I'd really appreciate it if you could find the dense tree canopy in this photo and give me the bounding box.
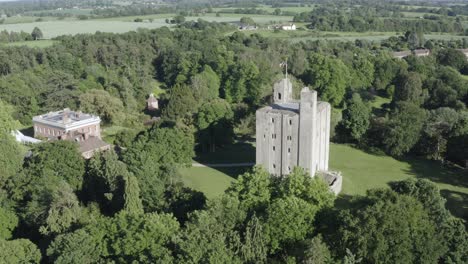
[334,189,444,263]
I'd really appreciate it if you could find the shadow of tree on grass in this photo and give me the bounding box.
[405,158,468,188]
[440,189,468,221]
[403,158,468,220]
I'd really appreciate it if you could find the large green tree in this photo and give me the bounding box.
[0,135,23,188]
[417,108,461,160]
[383,102,427,156]
[0,239,41,263]
[303,53,349,106]
[163,84,197,122]
[85,151,128,214]
[436,49,467,71]
[25,141,85,191]
[31,27,43,40]
[123,175,144,215]
[79,89,125,125]
[123,125,194,211]
[196,99,234,152]
[393,72,425,105]
[191,66,220,102]
[0,99,20,135]
[339,94,371,141]
[175,196,245,264]
[390,178,468,263]
[0,207,18,240]
[226,165,271,212]
[48,211,179,263]
[24,180,82,235]
[264,196,318,253]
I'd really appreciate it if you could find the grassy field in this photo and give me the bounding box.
[0,13,293,38]
[0,20,168,38]
[213,5,314,14]
[2,40,57,48]
[241,29,468,43]
[179,143,468,220]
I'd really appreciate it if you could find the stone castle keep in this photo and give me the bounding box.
[256,78,331,178]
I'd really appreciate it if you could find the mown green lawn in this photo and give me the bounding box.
[179,143,468,219]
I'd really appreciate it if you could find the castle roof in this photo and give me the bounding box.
[272,102,300,113]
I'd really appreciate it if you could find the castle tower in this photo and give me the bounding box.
[256,79,330,178]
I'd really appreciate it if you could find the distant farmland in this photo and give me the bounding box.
[0,14,293,39]
[0,12,465,42]
[0,20,168,39]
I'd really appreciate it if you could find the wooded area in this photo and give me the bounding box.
[0,0,467,263]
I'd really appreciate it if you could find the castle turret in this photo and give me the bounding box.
[147,93,159,111]
[273,78,293,104]
[298,87,318,177]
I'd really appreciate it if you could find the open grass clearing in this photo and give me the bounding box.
[180,143,468,220]
[194,141,256,164]
[178,166,247,199]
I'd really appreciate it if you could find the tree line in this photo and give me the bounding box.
[293,6,466,34]
[0,27,43,43]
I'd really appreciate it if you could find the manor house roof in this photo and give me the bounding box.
[33,108,101,129]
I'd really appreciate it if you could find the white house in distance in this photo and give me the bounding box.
[392,49,430,59]
[280,24,296,30]
[270,24,297,31]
